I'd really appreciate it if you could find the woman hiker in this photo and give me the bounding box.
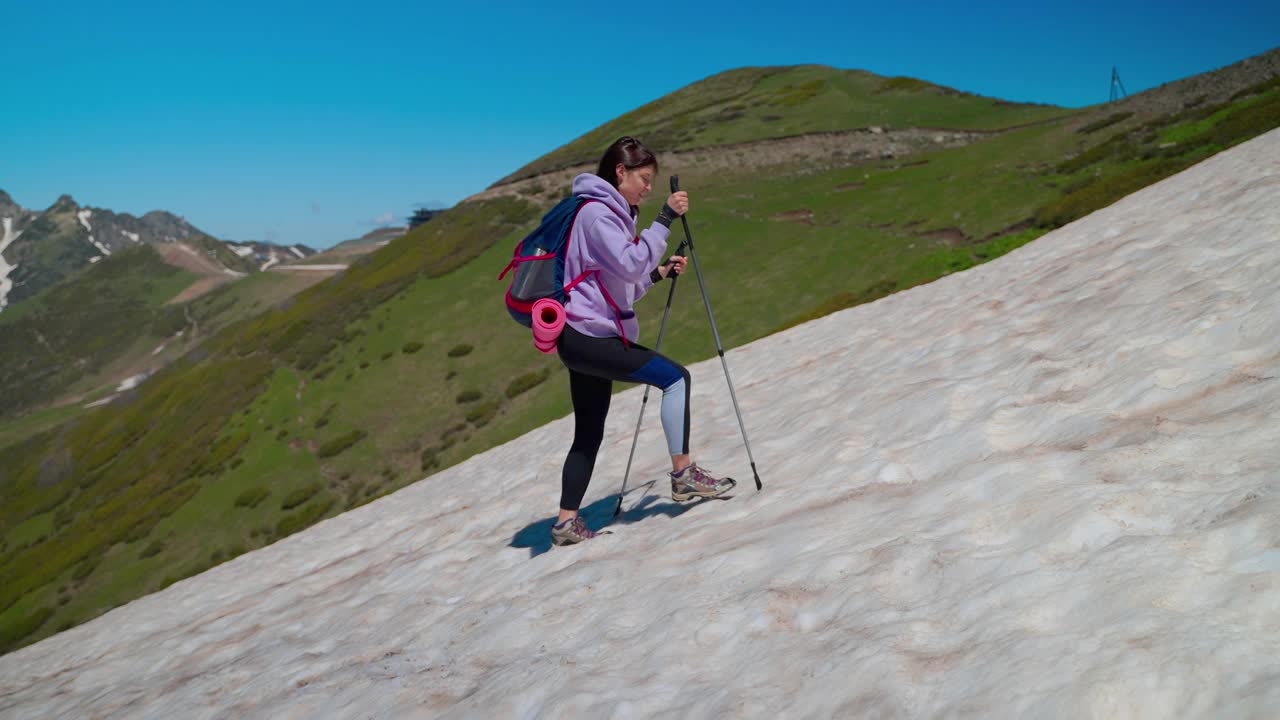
[551,136,735,547]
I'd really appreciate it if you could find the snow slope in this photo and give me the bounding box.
[1,130,1277,719]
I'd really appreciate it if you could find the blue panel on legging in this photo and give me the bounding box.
[628,356,684,389]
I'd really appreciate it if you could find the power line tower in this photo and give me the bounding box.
[1109,66,1128,103]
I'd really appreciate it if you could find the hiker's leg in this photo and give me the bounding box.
[559,326,692,471]
[653,361,692,471]
[560,369,612,520]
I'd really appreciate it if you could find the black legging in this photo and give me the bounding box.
[556,325,691,511]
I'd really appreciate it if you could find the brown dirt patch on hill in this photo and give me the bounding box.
[921,227,971,246]
[157,242,239,304]
[771,209,815,224]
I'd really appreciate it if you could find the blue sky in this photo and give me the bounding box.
[2,1,1275,249]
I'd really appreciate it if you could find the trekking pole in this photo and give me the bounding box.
[671,175,763,491]
[614,238,688,519]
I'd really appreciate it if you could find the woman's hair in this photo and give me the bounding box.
[596,136,658,188]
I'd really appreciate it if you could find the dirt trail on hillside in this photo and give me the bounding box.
[159,242,240,304]
[465,127,995,205]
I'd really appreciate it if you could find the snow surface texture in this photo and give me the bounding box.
[2,131,1279,719]
[0,217,22,310]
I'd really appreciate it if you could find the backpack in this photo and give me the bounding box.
[499,196,599,327]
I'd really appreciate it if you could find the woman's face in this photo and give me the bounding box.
[615,163,655,206]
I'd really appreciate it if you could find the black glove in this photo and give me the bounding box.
[655,202,678,228]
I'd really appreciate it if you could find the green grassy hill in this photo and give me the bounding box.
[1,52,1276,654]
[0,246,196,418]
[0,243,321,424]
[497,65,1075,183]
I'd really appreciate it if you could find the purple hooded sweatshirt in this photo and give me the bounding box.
[563,173,671,342]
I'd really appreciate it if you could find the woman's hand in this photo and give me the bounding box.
[666,191,689,216]
[659,255,688,279]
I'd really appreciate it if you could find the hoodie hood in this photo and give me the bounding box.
[572,174,637,230]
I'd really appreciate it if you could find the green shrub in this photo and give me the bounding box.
[421,447,440,471]
[276,429,289,441]
[1056,135,1132,173]
[0,606,53,654]
[381,351,393,361]
[139,540,164,559]
[446,370,457,380]
[1036,157,1194,228]
[317,430,367,458]
[447,343,473,357]
[466,400,501,427]
[359,361,370,369]
[275,497,336,537]
[314,417,329,429]
[1078,111,1134,134]
[879,76,929,93]
[456,389,483,404]
[234,486,271,509]
[191,430,251,477]
[505,368,552,399]
[281,482,322,510]
[71,557,99,581]
[402,342,424,354]
[123,522,150,543]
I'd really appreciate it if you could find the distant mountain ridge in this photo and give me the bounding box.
[0,190,316,311]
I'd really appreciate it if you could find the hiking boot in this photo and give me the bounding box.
[670,463,736,502]
[551,516,598,546]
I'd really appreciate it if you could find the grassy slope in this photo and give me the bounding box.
[1,67,1276,654]
[0,246,196,418]
[499,65,1074,183]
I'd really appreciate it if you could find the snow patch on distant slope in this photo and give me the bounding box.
[289,246,305,259]
[0,217,23,311]
[78,209,112,256]
[231,245,255,257]
[272,264,348,272]
[260,251,280,271]
[123,231,140,243]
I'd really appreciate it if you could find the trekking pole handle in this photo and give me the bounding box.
[670,175,679,192]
